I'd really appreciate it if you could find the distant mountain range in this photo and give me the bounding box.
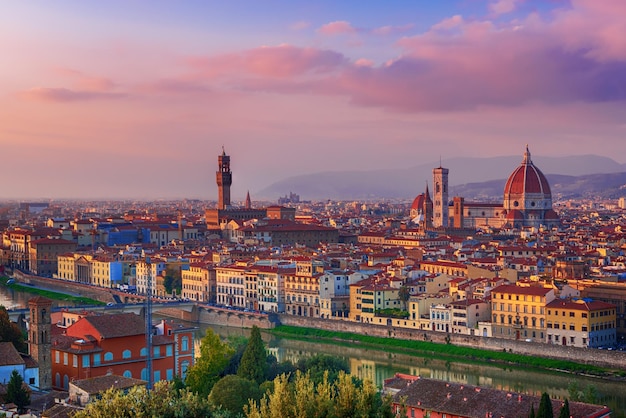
[257,154,626,200]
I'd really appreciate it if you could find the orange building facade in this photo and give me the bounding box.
[51,312,194,390]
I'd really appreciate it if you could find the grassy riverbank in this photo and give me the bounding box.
[271,325,623,378]
[0,276,105,306]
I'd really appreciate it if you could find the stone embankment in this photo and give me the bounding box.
[277,314,626,370]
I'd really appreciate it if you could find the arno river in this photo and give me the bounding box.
[3,286,625,415]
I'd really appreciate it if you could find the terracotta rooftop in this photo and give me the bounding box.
[386,374,611,418]
[0,342,25,367]
[70,313,146,339]
[71,374,146,394]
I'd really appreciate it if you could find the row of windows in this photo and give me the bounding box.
[286,295,320,304]
[492,314,545,328]
[53,343,186,367]
[217,286,244,295]
[493,303,541,314]
[494,293,542,302]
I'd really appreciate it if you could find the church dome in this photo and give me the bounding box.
[411,194,425,212]
[503,146,552,212]
[504,146,551,196]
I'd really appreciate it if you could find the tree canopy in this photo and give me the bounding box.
[296,354,349,385]
[209,374,262,415]
[6,370,30,414]
[73,381,216,418]
[245,370,393,418]
[558,399,570,418]
[185,328,235,397]
[537,392,554,418]
[0,306,27,353]
[237,326,268,384]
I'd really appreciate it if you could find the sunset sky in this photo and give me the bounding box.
[2,0,626,200]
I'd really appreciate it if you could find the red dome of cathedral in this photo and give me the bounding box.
[411,194,425,212]
[503,146,551,197]
[503,146,552,213]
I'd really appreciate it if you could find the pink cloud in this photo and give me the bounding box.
[188,45,347,79]
[489,0,522,16]
[550,0,626,62]
[355,58,374,67]
[431,15,464,31]
[318,21,357,36]
[53,68,118,92]
[371,23,415,36]
[19,87,126,102]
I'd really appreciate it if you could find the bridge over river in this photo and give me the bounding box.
[8,300,274,329]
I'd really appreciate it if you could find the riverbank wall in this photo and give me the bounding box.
[12,270,116,303]
[276,314,626,370]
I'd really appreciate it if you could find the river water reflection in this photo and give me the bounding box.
[0,285,78,310]
[197,323,626,416]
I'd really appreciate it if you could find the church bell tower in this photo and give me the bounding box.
[433,165,449,228]
[29,296,52,390]
[216,147,232,210]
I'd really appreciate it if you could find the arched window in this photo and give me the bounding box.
[141,368,148,381]
[140,347,148,357]
[181,336,189,351]
[63,375,69,390]
[123,370,132,378]
[55,373,61,388]
[181,360,190,379]
[122,349,131,359]
[104,352,113,361]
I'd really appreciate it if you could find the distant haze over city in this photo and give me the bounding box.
[2,1,626,200]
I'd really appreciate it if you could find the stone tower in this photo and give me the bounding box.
[433,165,449,228]
[244,190,251,209]
[28,296,52,390]
[424,184,433,229]
[216,147,232,210]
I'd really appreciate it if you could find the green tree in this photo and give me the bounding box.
[537,392,554,418]
[398,285,411,310]
[209,375,262,415]
[223,335,249,376]
[185,328,235,397]
[558,399,570,418]
[567,381,598,404]
[164,266,182,295]
[237,326,268,384]
[528,404,535,418]
[583,384,598,404]
[245,371,393,418]
[267,353,296,381]
[73,381,215,418]
[567,381,581,401]
[296,354,349,385]
[0,306,27,353]
[6,370,30,414]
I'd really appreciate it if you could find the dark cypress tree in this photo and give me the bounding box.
[6,370,30,414]
[537,392,554,418]
[237,325,268,384]
[528,404,536,418]
[558,399,570,418]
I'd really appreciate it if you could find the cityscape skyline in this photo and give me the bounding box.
[2,0,626,200]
